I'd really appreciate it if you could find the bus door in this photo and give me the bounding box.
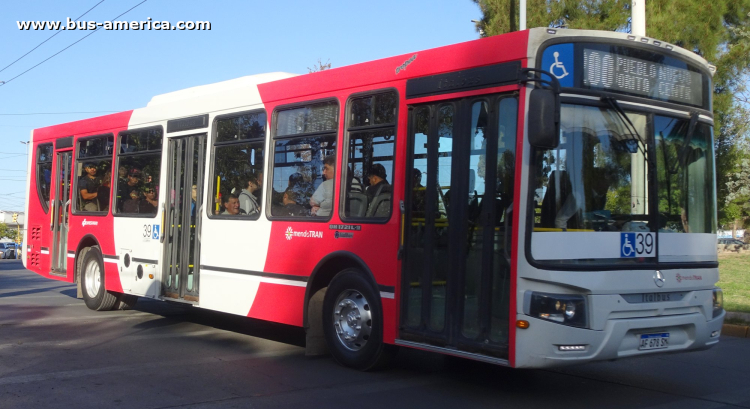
[401,93,518,360]
[51,150,73,274]
[163,134,207,302]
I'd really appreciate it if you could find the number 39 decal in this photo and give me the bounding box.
[620,232,654,258]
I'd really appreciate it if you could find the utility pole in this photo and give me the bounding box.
[632,0,646,36]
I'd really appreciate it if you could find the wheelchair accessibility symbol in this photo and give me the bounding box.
[621,233,636,257]
[549,52,569,80]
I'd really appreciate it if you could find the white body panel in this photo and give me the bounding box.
[114,73,296,315]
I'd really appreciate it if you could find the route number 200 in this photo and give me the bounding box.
[620,232,654,258]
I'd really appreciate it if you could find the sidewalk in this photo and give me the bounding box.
[723,311,750,338]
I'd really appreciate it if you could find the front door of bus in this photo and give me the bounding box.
[51,150,72,274]
[163,134,207,302]
[401,94,518,360]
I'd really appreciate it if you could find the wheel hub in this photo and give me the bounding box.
[84,258,101,297]
[333,290,372,351]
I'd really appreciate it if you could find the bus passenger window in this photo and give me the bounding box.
[211,111,266,218]
[342,91,397,220]
[74,135,114,214]
[36,143,53,213]
[271,101,338,219]
[115,128,163,216]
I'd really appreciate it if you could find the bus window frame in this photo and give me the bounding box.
[112,126,164,219]
[206,109,268,221]
[71,133,115,217]
[35,142,54,214]
[267,97,340,222]
[340,88,399,224]
[524,96,718,271]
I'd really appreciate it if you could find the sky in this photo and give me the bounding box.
[0,0,483,212]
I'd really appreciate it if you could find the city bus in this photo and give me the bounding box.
[23,27,725,370]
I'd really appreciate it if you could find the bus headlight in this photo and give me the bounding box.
[712,288,723,318]
[527,292,587,328]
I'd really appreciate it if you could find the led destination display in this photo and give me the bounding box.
[582,48,703,106]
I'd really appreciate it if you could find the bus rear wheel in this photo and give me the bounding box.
[323,269,392,371]
[80,246,118,311]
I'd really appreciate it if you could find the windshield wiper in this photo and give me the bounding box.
[601,97,651,165]
[669,111,699,175]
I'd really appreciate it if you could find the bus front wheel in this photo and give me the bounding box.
[323,269,393,371]
[80,246,118,311]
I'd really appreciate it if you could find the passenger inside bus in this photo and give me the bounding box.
[540,170,580,229]
[118,168,142,212]
[273,189,307,217]
[221,194,244,215]
[122,190,142,213]
[79,162,101,212]
[365,163,392,217]
[140,185,158,213]
[97,171,111,212]
[310,155,335,217]
[239,174,260,216]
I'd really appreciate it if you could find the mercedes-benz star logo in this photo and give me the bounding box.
[654,270,665,288]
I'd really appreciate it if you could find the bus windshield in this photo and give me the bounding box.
[530,104,716,265]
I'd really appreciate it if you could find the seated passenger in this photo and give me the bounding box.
[239,175,260,215]
[122,190,142,213]
[310,155,335,217]
[366,163,391,202]
[274,189,307,217]
[140,185,158,214]
[221,194,245,215]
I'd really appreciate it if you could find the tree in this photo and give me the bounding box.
[473,0,750,231]
[307,58,332,73]
[0,223,15,240]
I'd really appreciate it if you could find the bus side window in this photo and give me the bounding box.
[270,101,338,219]
[74,134,114,215]
[211,111,266,218]
[115,128,163,216]
[36,143,53,213]
[342,91,397,221]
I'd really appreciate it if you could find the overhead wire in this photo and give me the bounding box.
[0,1,107,75]
[0,0,149,88]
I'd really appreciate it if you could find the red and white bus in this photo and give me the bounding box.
[23,27,725,370]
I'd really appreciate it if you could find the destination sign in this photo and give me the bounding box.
[582,48,703,106]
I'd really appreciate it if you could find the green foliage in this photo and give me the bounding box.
[473,0,750,228]
[0,223,15,240]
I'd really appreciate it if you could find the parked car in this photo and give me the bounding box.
[0,242,15,259]
[718,238,748,251]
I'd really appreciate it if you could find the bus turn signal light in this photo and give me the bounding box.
[516,320,530,329]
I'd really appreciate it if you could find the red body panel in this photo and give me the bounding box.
[28,30,533,365]
[28,112,133,291]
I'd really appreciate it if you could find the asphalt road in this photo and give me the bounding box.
[1,259,749,409]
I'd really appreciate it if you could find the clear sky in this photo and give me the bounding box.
[0,0,483,212]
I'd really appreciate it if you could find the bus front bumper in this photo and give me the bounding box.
[514,310,725,369]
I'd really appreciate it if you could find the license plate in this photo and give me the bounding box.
[639,333,669,350]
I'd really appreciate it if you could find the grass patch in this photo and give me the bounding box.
[718,252,750,314]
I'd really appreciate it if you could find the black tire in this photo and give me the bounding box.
[80,246,118,311]
[323,269,394,371]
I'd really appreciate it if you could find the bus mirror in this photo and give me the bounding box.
[528,89,560,149]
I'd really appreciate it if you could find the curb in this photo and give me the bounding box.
[722,324,750,338]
